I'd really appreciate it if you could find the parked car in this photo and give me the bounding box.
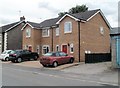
[0,50,14,61]
[39,51,74,67]
[9,50,39,63]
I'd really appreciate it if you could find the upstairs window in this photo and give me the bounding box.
[42,29,50,37]
[56,28,59,36]
[64,22,72,33]
[26,28,31,37]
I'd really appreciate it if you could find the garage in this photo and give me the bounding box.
[111,27,120,68]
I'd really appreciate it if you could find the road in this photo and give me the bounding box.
[1,62,117,86]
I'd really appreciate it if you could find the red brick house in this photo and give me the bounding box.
[22,9,111,62]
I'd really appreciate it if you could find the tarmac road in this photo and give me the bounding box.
[1,62,118,87]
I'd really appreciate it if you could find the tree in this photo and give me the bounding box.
[69,5,88,14]
[58,4,88,17]
[58,12,68,17]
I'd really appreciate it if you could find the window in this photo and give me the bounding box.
[56,28,59,36]
[59,52,67,56]
[100,27,104,35]
[64,22,72,33]
[56,45,60,51]
[26,28,31,37]
[42,29,49,37]
[42,45,50,54]
[24,45,28,49]
[36,45,40,54]
[70,43,74,53]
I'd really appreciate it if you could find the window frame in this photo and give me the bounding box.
[26,28,31,38]
[100,26,104,35]
[70,43,74,53]
[56,27,59,36]
[56,45,60,51]
[64,21,72,33]
[42,29,50,37]
[42,45,50,55]
[36,45,40,54]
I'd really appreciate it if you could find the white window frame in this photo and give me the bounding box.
[100,26,104,35]
[42,29,50,37]
[56,28,59,36]
[36,45,40,54]
[64,21,72,33]
[70,43,74,53]
[42,45,50,55]
[56,45,60,51]
[26,28,31,38]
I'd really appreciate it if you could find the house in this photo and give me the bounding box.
[22,9,111,62]
[110,27,120,68]
[21,21,41,54]
[0,16,26,52]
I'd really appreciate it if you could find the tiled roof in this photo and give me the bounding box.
[71,9,100,21]
[27,21,40,29]
[39,9,100,28]
[0,22,19,32]
[111,27,120,34]
[39,17,61,28]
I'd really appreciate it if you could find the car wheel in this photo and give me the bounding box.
[69,58,74,63]
[17,57,22,63]
[5,57,9,61]
[53,61,58,67]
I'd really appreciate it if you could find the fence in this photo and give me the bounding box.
[85,53,111,63]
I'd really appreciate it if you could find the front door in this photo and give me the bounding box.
[62,45,67,53]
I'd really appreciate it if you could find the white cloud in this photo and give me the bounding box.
[0,0,119,27]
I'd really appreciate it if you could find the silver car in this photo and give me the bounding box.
[0,50,14,61]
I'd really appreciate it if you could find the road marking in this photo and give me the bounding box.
[3,66,118,86]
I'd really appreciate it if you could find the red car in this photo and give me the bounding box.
[39,51,74,67]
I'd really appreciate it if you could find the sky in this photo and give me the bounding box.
[0,0,119,28]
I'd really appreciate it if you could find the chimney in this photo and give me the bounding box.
[20,16,25,21]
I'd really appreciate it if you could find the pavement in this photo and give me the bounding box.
[62,62,118,85]
[8,60,79,70]
[62,62,112,74]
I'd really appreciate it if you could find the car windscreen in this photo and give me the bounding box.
[10,50,21,54]
[44,52,55,56]
[2,50,12,54]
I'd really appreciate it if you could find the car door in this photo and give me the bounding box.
[59,52,68,64]
[24,50,31,59]
[55,52,62,64]
[20,51,27,60]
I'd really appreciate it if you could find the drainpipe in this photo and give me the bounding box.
[51,27,53,52]
[78,21,80,62]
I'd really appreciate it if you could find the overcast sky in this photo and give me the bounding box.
[0,0,119,27]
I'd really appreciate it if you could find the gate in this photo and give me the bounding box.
[85,53,111,63]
